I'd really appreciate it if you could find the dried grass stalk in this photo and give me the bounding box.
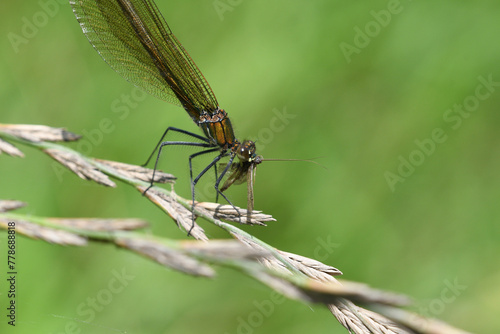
[44,148,116,187]
[180,239,269,260]
[196,202,275,225]
[328,301,414,334]
[116,236,215,277]
[0,138,24,157]
[0,200,26,213]
[0,124,80,142]
[371,305,473,334]
[47,218,149,231]
[95,158,175,184]
[279,250,343,279]
[140,186,208,241]
[0,218,87,246]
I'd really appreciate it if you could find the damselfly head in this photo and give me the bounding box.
[236,140,263,164]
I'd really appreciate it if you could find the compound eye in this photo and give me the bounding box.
[237,146,249,161]
[237,140,256,161]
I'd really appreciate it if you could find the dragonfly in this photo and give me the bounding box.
[69,0,262,228]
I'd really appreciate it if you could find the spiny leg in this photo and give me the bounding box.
[188,150,224,235]
[143,140,214,195]
[142,127,210,167]
[214,161,219,203]
[214,154,244,223]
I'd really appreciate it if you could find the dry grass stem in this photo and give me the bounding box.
[179,239,270,261]
[328,301,414,334]
[140,186,208,241]
[371,305,473,334]
[0,123,80,142]
[229,232,343,283]
[0,138,24,157]
[45,148,116,187]
[196,202,275,225]
[230,232,295,276]
[279,250,343,279]
[305,280,411,306]
[0,217,87,246]
[0,200,26,213]
[95,158,175,184]
[116,236,215,277]
[46,218,149,231]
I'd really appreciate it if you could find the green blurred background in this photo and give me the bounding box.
[1,0,499,333]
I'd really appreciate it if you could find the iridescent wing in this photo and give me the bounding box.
[70,0,219,122]
[220,161,248,191]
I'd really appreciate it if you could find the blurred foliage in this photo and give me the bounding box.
[1,0,499,333]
